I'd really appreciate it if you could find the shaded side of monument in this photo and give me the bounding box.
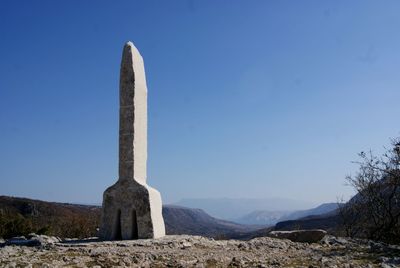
[100,42,165,240]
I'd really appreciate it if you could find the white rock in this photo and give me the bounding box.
[100,41,165,240]
[267,229,327,243]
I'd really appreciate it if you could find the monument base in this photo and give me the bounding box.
[100,179,165,240]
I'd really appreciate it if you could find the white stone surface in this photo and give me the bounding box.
[100,41,165,240]
[267,229,327,243]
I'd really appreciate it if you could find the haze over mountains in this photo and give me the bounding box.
[0,196,258,239]
[163,205,259,238]
[172,197,322,224]
[0,195,338,240]
[235,203,340,225]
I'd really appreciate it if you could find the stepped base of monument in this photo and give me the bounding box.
[100,179,165,240]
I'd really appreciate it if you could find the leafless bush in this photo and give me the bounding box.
[339,138,400,244]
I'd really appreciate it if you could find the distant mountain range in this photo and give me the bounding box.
[274,212,341,232]
[234,203,339,225]
[173,197,315,220]
[236,206,343,240]
[0,195,344,240]
[163,205,259,238]
[234,210,290,225]
[280,203,340,221]
[0,196,258,239]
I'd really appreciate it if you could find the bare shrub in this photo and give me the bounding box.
[339,138,400,244]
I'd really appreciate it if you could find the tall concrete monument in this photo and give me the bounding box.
[100,42,165,240]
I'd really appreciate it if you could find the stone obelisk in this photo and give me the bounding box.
[100,41,165,240]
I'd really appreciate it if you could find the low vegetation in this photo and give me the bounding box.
[0,197,257,239]
[338,138,400,244]
[0,196,100,238]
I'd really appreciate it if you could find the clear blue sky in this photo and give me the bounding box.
[1,1,399,206]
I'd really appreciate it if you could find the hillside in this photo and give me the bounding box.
[0,196,257,239]
[278,203,339,222]
[268,177,400,241]
[163,205,258,238]
[234,210,289,225]
[234,203,340,225]
[0,196,100,238]
[274,213,341,233]
[173,198,313,220]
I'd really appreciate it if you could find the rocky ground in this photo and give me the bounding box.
[1,235,400,268]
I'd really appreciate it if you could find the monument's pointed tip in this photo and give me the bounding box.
[123,41,142,58]
[125,41,134,47]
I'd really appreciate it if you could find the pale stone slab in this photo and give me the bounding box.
[267,229,327,243]
[100,42,165,240]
